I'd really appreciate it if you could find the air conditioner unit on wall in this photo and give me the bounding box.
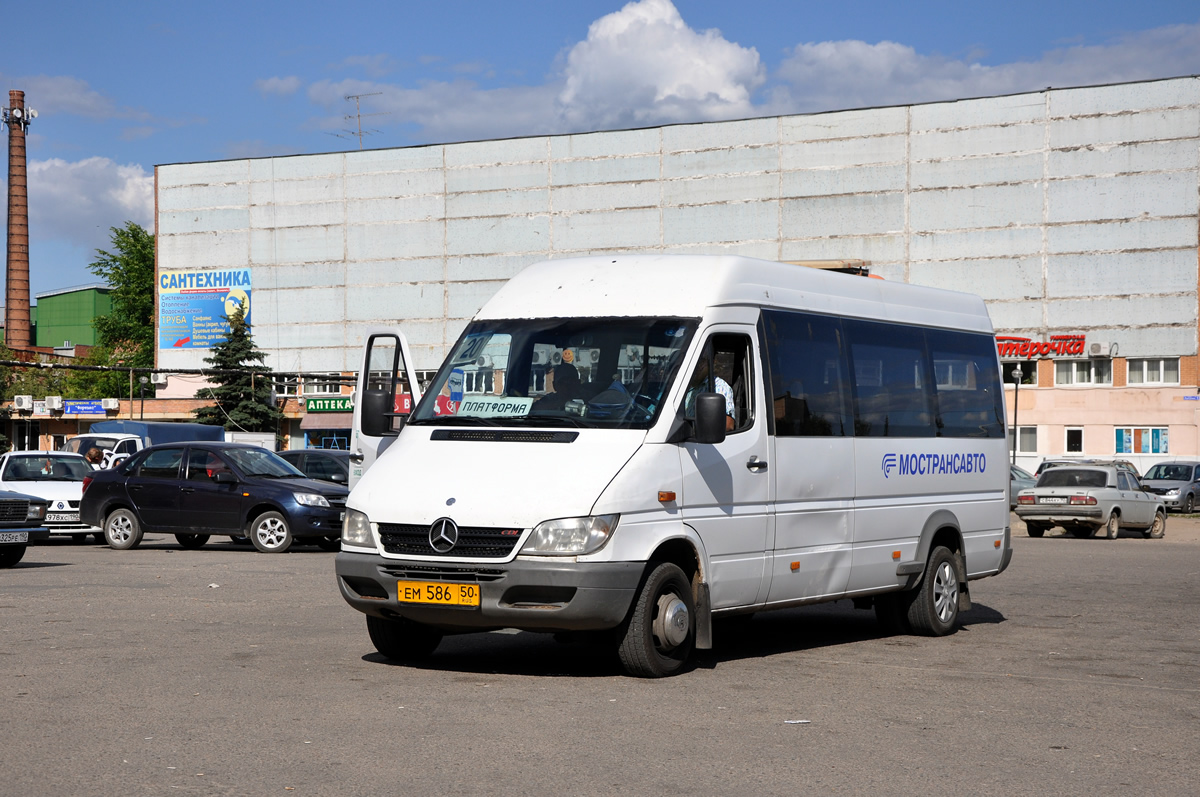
[45,396,64,411]
[101,398,120,411]
[150,373,169,385]
[1089,342,1112,357]
[13,395,33,411]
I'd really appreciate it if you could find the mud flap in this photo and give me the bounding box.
[955,552,971,612]
[695,581,712,650]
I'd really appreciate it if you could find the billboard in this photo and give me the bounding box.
[158,268,251,350]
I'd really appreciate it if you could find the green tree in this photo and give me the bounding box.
[192,307,283,432]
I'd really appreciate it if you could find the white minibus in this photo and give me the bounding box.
[336,255,1012,677]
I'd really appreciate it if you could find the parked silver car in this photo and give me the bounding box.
[1141,461,1200,513]
[1015,465,1165,539]
[1009,464,1036,510]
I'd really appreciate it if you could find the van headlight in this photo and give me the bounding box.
[521,515,618,556]
[342,509,374,547]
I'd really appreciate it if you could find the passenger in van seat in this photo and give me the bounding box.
[532,363,583,412]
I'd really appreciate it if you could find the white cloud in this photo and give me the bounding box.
[27,158,154,253]
[255,76,303,97]
[0,73,144,120]
[555,0,764,131]
[767,23,1200,114]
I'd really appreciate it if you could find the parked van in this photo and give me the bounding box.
[336,255,1012,677]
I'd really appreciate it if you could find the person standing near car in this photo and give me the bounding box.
[84,448,104,470]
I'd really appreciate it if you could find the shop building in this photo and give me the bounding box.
[154,76,1200,467]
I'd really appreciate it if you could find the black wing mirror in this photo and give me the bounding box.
[693,393,728,445]
[215,471,237,485]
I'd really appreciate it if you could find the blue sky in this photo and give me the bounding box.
[3,0,1199,298]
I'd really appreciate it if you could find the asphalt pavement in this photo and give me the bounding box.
[2,518,1198,796]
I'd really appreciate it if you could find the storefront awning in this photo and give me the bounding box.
[300,412,353,430]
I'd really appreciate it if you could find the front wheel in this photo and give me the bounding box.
[104,509,143,550]
[1105,513,1120,540]
[617,562,695,678]
[1025,522,1046,538]
[906,546,961,636]
[0,545,26,568]
[175,533,210,550]
[249,511,293,553]
[1144,512,1165,539]
[366,615,442,661]
[1183,494,1194,514]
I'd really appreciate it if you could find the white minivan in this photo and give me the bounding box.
[336,255,1012,677]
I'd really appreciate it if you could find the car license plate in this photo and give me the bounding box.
[46,512,79,522]
[396,580,480,607]
[0,531,28,543]
[340,511,345,521]
[1040,497,1067,504]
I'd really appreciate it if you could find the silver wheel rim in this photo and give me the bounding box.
[255,517,288,549]
[653,592,690,650]
[109,515,132,544]
[932,561,958,624]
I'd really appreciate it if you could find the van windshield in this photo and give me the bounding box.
[408,317,697,429]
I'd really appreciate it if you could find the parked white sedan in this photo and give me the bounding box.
[1015,464,1166,540]
[0,451,102,542]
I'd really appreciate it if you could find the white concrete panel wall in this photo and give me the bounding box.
[156,77,1200,373]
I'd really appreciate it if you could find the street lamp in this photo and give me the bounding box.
[139,376,149,420]
[1011,364,1023,465]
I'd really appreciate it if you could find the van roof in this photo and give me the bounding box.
[475,255,994,333]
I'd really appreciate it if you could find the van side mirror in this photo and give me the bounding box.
[693,393,727,445]
[360,389,394,437]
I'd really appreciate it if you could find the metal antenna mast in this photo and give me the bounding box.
[328,92,389,149]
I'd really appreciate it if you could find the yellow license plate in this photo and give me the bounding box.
[396,580,480,607]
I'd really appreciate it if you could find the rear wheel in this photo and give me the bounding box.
[104,509,143,550]
[905,546,961,636]
[617,562,695,678]
[1144,512,1165,539]
[1025,523,1046,538]
[249,511,292,553]
[0,545,26,568]
[1105,513,1120,540]
[175,533,210,549]
[366,615,442,661]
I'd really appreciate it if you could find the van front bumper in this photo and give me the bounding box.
[335,551,644,632]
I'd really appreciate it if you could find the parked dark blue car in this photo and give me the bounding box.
[80,442,347,553]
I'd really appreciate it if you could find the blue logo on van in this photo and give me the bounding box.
[882,452,986,478]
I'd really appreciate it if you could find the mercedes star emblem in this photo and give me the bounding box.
[428,517,459,553]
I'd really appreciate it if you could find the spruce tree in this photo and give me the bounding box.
[192,307,283,433]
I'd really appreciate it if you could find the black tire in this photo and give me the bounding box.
[1025,523,1046,538]
[230,535,251,545]
[249,511,292,553]
[1105,512,1120,540]
[905,546,961,637]
[315,535,341,552]
[175,533,210,550]
[366,615,442,661]
[104,509,143,550]
[617,562,695,678]
[1184,494,1195,514]
[0,544,26,568]
[1144,512,1165,539]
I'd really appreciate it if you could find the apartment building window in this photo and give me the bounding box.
[273,376,299,397]
[1055,359,1111,386]
[1001,360,1036,385]
[1065,427,1084,453]
[303,373,343,395]
[1127,358,1179,385]
[1008,425,1037,454]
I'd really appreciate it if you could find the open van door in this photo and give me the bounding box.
[349,329,422,489]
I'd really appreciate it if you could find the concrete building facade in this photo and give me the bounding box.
[155,76,1200,468]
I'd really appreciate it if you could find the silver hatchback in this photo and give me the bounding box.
[1141,461,1200,513]
[1015,465,1166,539]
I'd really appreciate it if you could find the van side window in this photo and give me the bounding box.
[926,328,1005,438]
[845,320,937,437]
[762,310,851,437]
[683,334,754,433]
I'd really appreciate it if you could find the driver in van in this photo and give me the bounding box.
[532,363,583,412]
[684,355,736,431]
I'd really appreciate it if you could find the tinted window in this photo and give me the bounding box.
[187,450,231,483]
[306,456,344,480]
[1038,469,1107,488]
[845,320,936,437]
[762,310,851,437]
[136,449,184,479]
[926,329,1005,438]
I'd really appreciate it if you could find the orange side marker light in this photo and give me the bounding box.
[658,491,676,503]
[892,550,902,560]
